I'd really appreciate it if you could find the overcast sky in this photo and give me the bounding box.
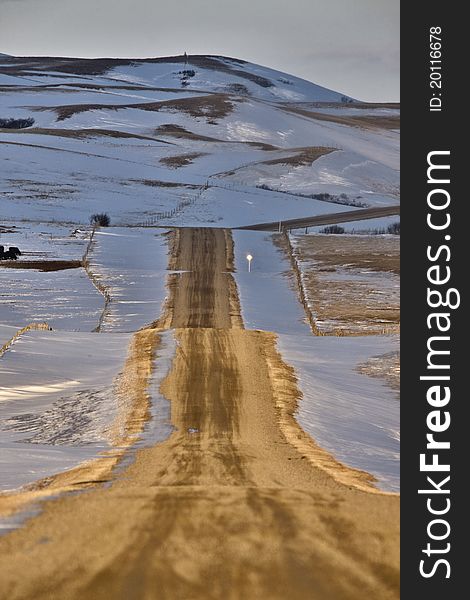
[1,0,399,101]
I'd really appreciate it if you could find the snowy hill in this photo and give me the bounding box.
[0,55,354,102]
[0,55,399,227]
[0,56,400,496]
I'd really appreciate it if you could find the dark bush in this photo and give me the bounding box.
[226,83,250,95]
[255,186,368,208]
[314,193,333,201]
[320,225,345,234]
[90,213,110,227]
[178,70,196,78]
[387,221,400,235]
[0,117,35,129]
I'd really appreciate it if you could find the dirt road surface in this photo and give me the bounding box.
[0,228,399,600]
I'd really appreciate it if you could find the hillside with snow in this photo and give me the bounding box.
[0,54,399,227]
[0,55,400,500]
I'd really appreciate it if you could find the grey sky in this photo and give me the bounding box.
[0,0,399,101]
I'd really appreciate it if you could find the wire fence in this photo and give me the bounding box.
[139,182,210,227]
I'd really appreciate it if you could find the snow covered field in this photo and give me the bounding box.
[230,232,400,490]
[1,55,398,228]
[232,230,310,335]
[0,222,89,260]
[1,54,400,494]
[278,334,400,492]
[0,223,103,331]
[88,228,170,332]
[0,329,131,491]
[0,267,103,331]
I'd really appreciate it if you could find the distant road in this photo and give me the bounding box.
[237,205,400,231]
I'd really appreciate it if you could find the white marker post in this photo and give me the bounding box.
[246,254,253,272]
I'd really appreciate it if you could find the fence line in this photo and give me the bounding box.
[139,181,210,227]
[0,322,52,359]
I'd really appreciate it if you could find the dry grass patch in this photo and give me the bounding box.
[155,124,221,142]
[282,106,400,130]
[262,146,335,167]
[349,115,400,129]
[0,260,82,271]
[303,235,400,274]
[156,94,235,119]
[286,235,400,336]
[132,178,201,189]
[155,124,277,151]
[292,102,399,110]
[1,127,165,143]
[159,152,207,168]
[36,93,235,122]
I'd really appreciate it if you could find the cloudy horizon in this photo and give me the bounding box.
[0,0,399,102]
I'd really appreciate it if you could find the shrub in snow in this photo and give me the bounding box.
[179,70,195,78]
[178,69,196,87]
[387,222,400,235]
[226,83,250,95]
[90,213,111,227]
[256,185,368,208]
[0,117,35,129]
[320,225,345,234]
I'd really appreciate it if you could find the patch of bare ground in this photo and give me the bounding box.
[4,179,76,203]
[291,101,400,110]
[159,152,207,168]
[0,260,82,271]
[155,123,222,142]
[349,115,400,129]
[0,83,207,94]
[304,235,400,274]
[0,127,168,143]
[0,57,137,77]
[262,146,336,166]
[244,140,279,151]
[131,178,201,189]
[281,234,400,336]
[282,106,400,130]
[37,93,236,122]
[152,93,236,119]
[155,123,278,150]
[215,146,333,179]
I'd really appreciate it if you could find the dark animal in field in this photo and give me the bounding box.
[0,246,21,260]
[2,250,17,260]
